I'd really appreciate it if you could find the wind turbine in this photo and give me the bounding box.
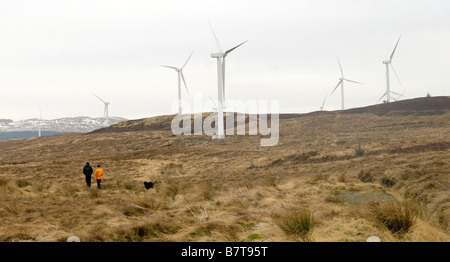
[93,93,110,122]
[379,36,403,103]
[161,50,194,115]
[209,23,247,139]
[330,58,363,110]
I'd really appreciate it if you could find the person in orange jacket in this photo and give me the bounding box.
[94,164,104,189]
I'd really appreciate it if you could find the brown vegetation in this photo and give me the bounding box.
[0,97,449,242]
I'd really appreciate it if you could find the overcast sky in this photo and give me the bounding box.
[0,0,449,121]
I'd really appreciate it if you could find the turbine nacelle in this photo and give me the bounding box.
[211,52,224,58]
[161,66,182,72]
[382,60,391,64]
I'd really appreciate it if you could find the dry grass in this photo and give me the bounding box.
[276,209,315,241]
[0,99,449,242]
[366,200,420,235]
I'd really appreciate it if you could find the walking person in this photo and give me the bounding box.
[94,164,104,189]
[83,162,93,187]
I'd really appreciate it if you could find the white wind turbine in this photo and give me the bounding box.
[93,93,110,122]
[209,23,247,139]
[378,36,403,103]
[330,58,363,110]
[161,50,194,115]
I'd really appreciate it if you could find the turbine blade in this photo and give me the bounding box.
[390,63,403,88]
[331,79,342,95]
[343,78,363,84]
[181,72,189,95]
[337,57,344,78]
[93,93,106,104]
[390,90,402,96]
[208,95,217,108]
[390,35,401,61]
[224,40,248,56]
[161,65,179,70]
[377,92,387,103]
[395,90,407,100]
[321,96,327,108]
[182,50,195,69]
[208,23,223,53]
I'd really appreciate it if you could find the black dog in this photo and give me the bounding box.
[144,181,157,190]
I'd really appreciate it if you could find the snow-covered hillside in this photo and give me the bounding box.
[0,116,127,133]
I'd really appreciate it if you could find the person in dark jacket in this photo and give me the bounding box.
[83,162,93,187]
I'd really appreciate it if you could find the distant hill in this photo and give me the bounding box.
[0,116,127,134]
[279,96,450,119]
[341,96,450,115]
[92,96,450,134]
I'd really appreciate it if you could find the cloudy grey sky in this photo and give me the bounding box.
[0,0,449,121]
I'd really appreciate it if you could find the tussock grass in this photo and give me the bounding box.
[276,209,315,241]
[0,179,8,186]
[380,177,396,188]
[367,200,420,235]
[16,180,32,188]
[354,145,366,157]
[358,171,374,183]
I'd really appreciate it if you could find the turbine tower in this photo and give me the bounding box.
[161,50,194,115]
[379,36,403,103]
[93,93,110,122]
[330,58,363,110]
[209,23,247,139]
